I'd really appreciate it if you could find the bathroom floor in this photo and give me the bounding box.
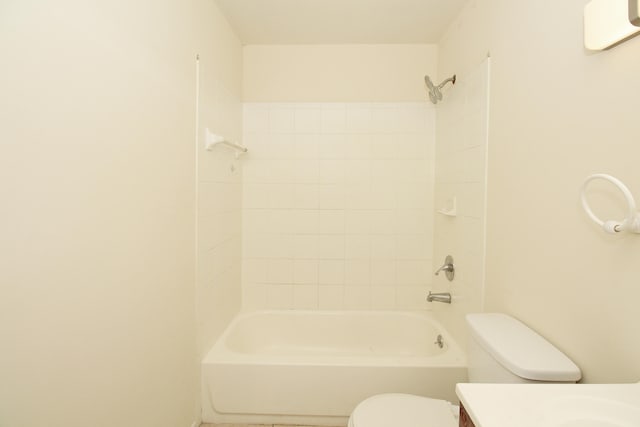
[202,424,340,427]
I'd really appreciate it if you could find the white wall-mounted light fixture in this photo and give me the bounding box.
[631,0,640,26]
[584,0,640,50]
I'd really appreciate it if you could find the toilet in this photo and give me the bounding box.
[348,313,582,427]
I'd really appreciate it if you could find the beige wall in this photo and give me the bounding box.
[0,0,240,425]
[243,44,438,102]
[439,0,640,383]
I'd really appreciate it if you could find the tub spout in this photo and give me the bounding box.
[427,291,452,304]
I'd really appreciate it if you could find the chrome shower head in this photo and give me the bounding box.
[424,75,441,104]
[424,74,456,104]
[424,75,435,91]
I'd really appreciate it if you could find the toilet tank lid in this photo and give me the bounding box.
[466,313,581,382]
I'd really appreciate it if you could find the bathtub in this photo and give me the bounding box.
[201,310,467,426]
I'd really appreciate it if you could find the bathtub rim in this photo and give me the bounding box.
[203,309,467,367]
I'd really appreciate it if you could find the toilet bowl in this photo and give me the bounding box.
[348,313,581,427]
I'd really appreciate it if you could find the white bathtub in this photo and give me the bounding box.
[201,310,467,426]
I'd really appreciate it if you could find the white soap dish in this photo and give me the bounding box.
[437,197,457,217]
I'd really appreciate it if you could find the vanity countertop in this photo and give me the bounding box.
[456,382,640,427]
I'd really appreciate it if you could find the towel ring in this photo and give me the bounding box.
[580,174,640,234]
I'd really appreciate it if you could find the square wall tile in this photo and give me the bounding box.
[268,235,295,258]
[344,286,372,310]
[292,234,318,259]
[269,107,295,133]
[397,104,428,133]
[457,182,484,219]
[321,106,347,133]
[293,184,320,209]
[396,286,429,310]
[345,184,373,210]
[343,135,370,160]
[243,183,272,208]
[371,286,396,310]
[243,259,269,284]
[318,185,346,209]
[317,235,345,259]
[371,235,396,259]
[370,134,399,159]
[318,210,345,234]
[345,211,371,234]
[397,184,431,209]
[368,210,396,234]
[243,284,268,310]
[288,210,319,234]
[400,133,431,159]
[344,159,371,183]
[345,235,371,259]
[344,260,371,285]
[267,259,293,283]
[371,261,396,286]
[294,285,319,309]
[371,106,401,133]
[266,284,294,309]
[294,159,320,184]
[319,159,346,184]
[293,259,318,284]
[243,234,271,258]
[269,184,295,209]
[346,105,372,133]
[294,134,320,159]
[319,134,347,159]
[266,133,296,159]
[397,235,430,260]
[295,108,321,133]
[318,285,344,309]
[396,260,430,285]
[318,260,345,285]
[243,132,272,159]
[396,210,431,234]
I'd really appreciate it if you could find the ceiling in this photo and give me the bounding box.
[214,0,468,44]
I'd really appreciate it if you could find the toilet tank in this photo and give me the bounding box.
[466,313,581,384]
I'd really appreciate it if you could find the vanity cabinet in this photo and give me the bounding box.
[459,404,476,427]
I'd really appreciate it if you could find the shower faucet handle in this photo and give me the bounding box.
[434,263,453,275]
[434,255,455,281]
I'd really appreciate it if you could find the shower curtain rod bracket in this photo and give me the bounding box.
[205,128,248,157]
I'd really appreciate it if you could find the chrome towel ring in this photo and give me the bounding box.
[580,173,640,234]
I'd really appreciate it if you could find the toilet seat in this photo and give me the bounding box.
[348,394,458,427]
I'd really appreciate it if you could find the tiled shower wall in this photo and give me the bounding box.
[241,103,435,310]
[432,58,490,340]
[197,54,243,357]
